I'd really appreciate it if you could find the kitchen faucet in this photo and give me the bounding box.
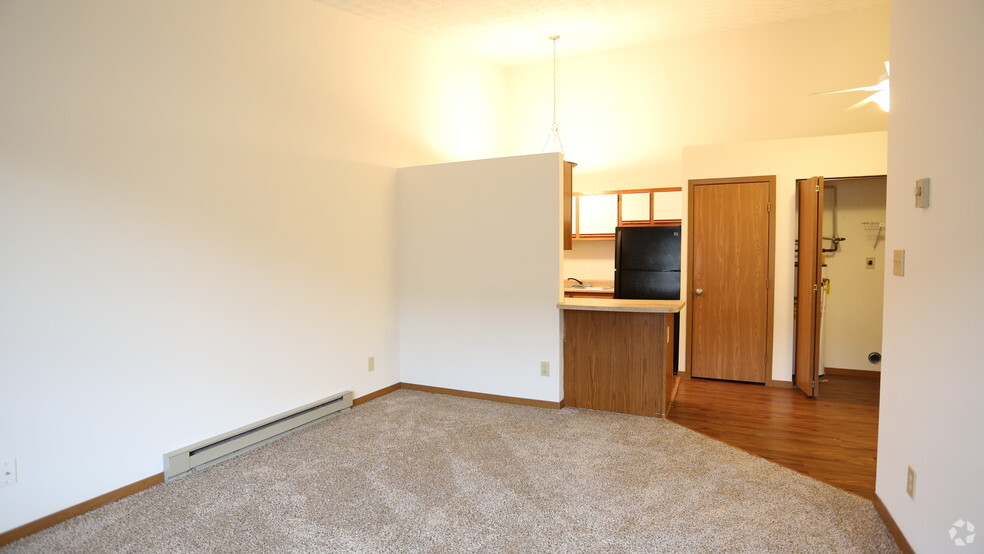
[566,277,583,285]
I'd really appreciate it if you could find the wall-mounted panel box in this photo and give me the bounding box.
[893,250,905,276]
[915,178,930,208]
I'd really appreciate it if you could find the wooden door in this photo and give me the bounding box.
[795,177,824,397]
[688,177,775,383]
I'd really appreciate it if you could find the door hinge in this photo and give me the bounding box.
[813,284,818,292]
[767,200,771,213]
[815,183,820,192]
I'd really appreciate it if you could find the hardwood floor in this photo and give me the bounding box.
[667,374,880,499]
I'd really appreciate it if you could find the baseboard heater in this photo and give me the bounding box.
[163,390,353,481]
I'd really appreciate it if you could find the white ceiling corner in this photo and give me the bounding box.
[312,0,889,66]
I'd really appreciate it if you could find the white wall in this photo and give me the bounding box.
[563,240,616,282]
[505,5,889,193]
[682,132,887,382]
[397,154,564,402]
[821,178,886,372]
[877,0,984,550]
[0,0,504,534]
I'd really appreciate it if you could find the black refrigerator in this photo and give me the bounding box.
[614,225,682,372]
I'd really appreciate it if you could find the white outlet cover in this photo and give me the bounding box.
[893,250,905,277]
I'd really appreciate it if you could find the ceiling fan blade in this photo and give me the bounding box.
[813,84,882,95]
[846,93,877,110]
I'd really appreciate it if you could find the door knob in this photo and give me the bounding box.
[695,288,703,296]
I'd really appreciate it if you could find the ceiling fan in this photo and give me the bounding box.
[814,61,890,112]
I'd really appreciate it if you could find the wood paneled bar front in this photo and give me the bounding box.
[558,298,685,417]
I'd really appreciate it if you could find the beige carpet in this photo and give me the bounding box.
[4,390,898,553]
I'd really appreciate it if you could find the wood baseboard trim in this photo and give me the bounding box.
[872,493,915,554]
[766,379,793,388]
[400,383,562,410]
[824,367,881,379]
[353,383,402,406]
[0,473,164,548]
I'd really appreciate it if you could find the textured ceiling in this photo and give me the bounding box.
[314,0,889,65]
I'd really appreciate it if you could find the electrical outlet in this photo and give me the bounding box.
[540,361,550,377]
[368,356,375,372]
[906,466,916,499]
[1,457,16,488]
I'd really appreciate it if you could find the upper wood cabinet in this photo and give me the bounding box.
[651,190,683,221]
[572,187,682,240]
[620,192,652,223]
[577,194,619,236]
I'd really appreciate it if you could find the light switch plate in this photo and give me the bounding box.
[893,250,905,276]
[915,178,930,208]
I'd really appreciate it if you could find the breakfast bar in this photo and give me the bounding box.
[558,298,685,417]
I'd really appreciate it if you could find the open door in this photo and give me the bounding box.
[795,176,824,397]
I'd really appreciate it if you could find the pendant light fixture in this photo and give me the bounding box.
[542,35,564,154]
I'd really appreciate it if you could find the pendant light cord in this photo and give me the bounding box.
[550,35,559,126]
[543,35,563,153]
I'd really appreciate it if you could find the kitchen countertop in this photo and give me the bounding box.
[557,298,685,313]
[564,279,615,294]
[563,279,614,294]
[562,287,614,293]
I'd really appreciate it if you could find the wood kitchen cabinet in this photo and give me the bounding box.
[620,192,652,223]
[563,161,575,250]
[559,299,684,417]
[576,194,619,236]
[571,187,683,241]
[617,187,683,227]
[650,190,683,221]
[563,290,615,299]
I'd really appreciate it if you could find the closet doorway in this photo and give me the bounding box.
[795,175,887,397]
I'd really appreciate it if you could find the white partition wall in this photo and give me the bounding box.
[397,154,565,402]
[0,0,505,535]
[877,0,984,550]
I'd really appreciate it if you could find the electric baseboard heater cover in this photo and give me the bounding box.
[164,390,353,480]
